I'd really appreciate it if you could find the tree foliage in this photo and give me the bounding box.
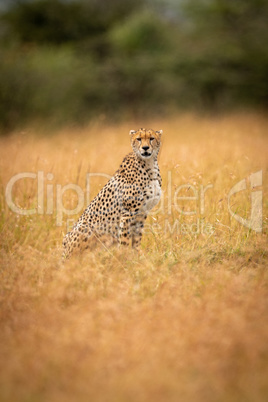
[0,0,267,131]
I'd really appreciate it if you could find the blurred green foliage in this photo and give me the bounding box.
[0,0,267,132]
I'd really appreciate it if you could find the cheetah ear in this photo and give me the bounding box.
[129,130,136,136]
[156,130,163,136]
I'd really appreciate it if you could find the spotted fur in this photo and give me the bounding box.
[62,128,162,258]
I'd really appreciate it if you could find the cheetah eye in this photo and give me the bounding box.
[150,137,155,141]
[136,138,141,142]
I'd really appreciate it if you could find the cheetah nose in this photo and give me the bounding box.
[142,146,149,151]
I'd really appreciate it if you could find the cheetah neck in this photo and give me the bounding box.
[145,158,159,171]
[135,154,160,179]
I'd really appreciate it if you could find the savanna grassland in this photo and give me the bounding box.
[0,113,267,402]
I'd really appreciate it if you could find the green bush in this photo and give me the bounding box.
[0,0,267,133]
[0,48,37,131]
[109,10,171,55]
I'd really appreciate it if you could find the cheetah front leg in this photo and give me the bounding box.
[119,213,147,248]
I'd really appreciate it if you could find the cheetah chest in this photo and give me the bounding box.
[143,178,161,213]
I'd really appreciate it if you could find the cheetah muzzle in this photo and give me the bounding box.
[62,128,162,258]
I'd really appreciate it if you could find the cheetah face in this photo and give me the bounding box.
[129,128,162,160]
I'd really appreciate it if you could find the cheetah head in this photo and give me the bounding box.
[129,128,162,160]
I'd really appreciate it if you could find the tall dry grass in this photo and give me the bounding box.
[0,112,267,402]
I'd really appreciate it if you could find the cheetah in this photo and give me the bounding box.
[62,128,162,258]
